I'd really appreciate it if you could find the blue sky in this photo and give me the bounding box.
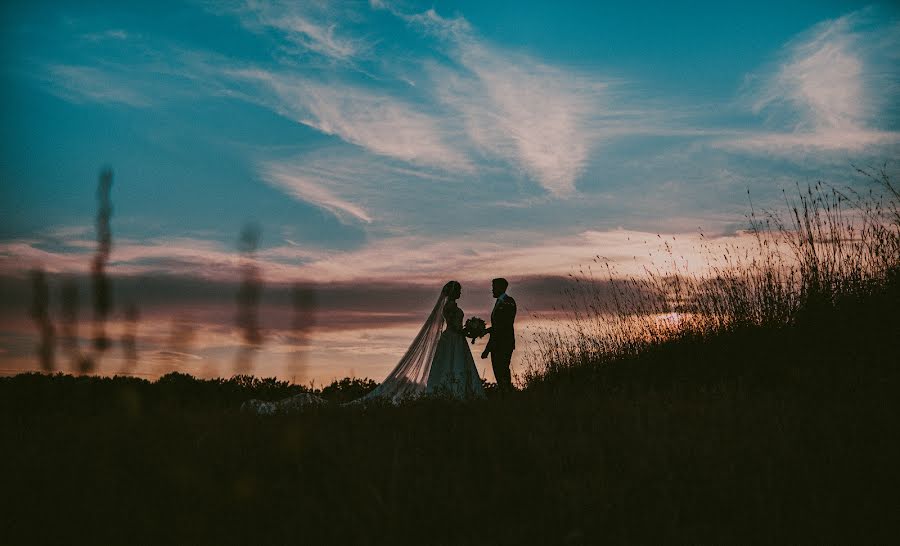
[1,1,899,381]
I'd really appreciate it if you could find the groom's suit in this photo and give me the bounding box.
[486,293,516,392]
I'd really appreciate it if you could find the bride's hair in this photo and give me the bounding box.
[442,280,461,297]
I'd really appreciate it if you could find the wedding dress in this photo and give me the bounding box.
[241,281,485,413]
[358,280,485,403]
[423,300,486,399]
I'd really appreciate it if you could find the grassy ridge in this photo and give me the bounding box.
[2,301,897,544]
[2,172,899,544]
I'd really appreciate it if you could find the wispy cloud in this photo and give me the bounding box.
[257,144,466,225]
[81,29,130,42]
[753,13,868,131]
[38,45,237,108]
[403,8,606,197]
[229,68,473,172]
[218,0,364,61]
[1,224,760,286]
[715,128,898,154]
[726,10,900,153]
[261,161,373,224]
[44,64,152,107]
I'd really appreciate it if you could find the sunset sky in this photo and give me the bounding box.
[1,1,898,383]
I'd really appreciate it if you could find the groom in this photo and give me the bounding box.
[481,278,516,393]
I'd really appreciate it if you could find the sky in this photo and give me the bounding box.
[1,0,899,383]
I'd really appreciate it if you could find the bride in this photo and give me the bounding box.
[243,280,485,413]
[357,280,485,402]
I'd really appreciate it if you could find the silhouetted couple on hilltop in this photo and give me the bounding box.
[245,278,516,413]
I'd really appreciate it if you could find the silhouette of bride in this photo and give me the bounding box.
[360,280,486,402]
[243,281,485,413]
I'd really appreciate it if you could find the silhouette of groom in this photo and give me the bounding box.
[481,278,516,393]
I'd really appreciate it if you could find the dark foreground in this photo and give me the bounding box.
[2,290,899,545]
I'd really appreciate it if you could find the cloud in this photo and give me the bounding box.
[229,68,473,171]
[405,9,605,197]
[1,222,763,288]
[437,52,602,196]
[261,161,373,224]
[81,29,130,42]
[715,128,898,154]
[43,64,152,107]
[257,145,468,225]
[37,46,237,109]
[218,0,363,61]
[754,13,868,131]
[727,10,900,153]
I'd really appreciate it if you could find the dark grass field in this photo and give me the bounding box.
[3,174,900,544]
[2,275,898,545]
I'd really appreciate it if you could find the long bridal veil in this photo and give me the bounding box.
[241,282,455,413]
[360,281,456,403]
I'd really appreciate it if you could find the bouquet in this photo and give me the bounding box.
[463,317,487,345]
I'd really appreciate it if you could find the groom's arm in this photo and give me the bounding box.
[481,337,492,358]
